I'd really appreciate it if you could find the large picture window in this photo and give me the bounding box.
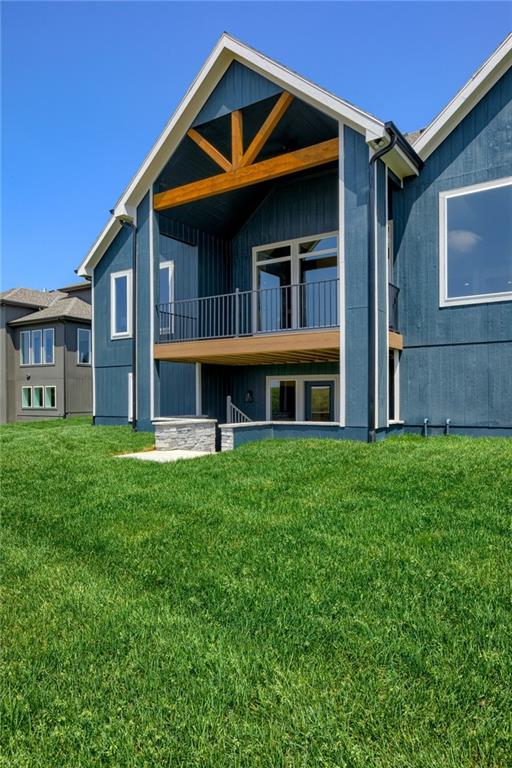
[440,178,512,306]
[253,233,338,332]
[111,270,132,338]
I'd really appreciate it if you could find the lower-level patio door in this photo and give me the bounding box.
[304,381,335,422]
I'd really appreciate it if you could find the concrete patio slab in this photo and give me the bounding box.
[115,449,211,463]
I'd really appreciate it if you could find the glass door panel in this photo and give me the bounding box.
[305,381,334,422]
[257,260,292,332]
[270,379,296,420]
[299,253,337,328]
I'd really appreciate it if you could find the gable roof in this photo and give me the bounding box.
[9,297,91,326]
[0,287,66,309]
[413,33,512,160]
[78,33,420,277]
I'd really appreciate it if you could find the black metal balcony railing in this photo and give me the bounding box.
[157,279,339,343]
[388,282,399,332]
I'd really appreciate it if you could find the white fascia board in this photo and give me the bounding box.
[414,33,512,161]
[78,33,387,275]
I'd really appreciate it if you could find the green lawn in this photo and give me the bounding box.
[1,419,511,767]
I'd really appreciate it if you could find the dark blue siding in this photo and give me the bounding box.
[376,160,388,428]
[395,67,512,429]
[192,61,281,127]
[232,168,338,291]
[93,225,133,424]
[344,126,370,429]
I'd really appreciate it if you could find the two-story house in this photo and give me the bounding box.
[0,283,92,422]
[77,33,511,450]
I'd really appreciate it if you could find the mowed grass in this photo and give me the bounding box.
[1,419,511,768]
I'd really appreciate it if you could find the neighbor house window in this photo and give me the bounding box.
[111,270,132,338]
[20,331,30,365]
[266,375,338,422]
[20,329,54,365]
[32,330,42,365]
[440,177,512,306]
[33,386,44,408]
[77,328,91,364]
[159,261,174,335]
[45,386,56,408]
[43,328,54,364]
[253,233,338,332]
[21,386,31,408]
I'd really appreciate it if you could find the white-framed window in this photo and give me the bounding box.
[21,385,57,409]
[439,177,512,307]
[21,386,32,408]
[43,328,54,364]
[33,386,44,408]
[45,386,56,409]
[159,260,175,335]
[20,331,31,365]
[77,328,91,365]
[111,269,132,338]
[20,328,54,365]
[32,330,42,365]
[252,233,338,332]
[265,374,339,422]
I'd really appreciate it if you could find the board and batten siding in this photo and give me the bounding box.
[93,224,133,426]
[394,66,512,431]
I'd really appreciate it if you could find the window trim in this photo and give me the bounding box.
[77,328,92,365]
[110,269,133,339]
[265,374,339,423]
[21,386,32,409]
[20,328,55,366]
[159,260,175,334]
[253,231,338,291]
[32,386,44,409]
[43,328,54,365]
[439,176,512,307]
[44,385,57,409]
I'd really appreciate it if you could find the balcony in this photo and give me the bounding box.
[155,279,340,365]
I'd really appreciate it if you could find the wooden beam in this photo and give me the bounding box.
[154,138,339,211]
[187,128,232,172]
[388,331,404,350]
[231,110,243,169]
[154,329,340,366]
[241,92,294,167]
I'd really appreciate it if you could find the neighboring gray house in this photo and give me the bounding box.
[0,283,92,423]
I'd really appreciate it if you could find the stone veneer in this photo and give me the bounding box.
[153,418,217,453]
[220,426,235,452]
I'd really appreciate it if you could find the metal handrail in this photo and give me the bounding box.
[156,278,339,343]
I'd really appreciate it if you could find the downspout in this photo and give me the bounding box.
[367,125,397,443]
[117,216,137,431]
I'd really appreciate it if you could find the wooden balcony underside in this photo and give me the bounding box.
[154,330,341,366]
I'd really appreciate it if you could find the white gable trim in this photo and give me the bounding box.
[78,33,386,277]
[413,33,512,161]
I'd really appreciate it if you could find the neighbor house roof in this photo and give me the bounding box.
[412,32,512,160]
[56,280,91,293]
[0,287,66,309]
[77,33,420,278]
[9,297,91,326]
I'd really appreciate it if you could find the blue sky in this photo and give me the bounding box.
[1,1,510,289]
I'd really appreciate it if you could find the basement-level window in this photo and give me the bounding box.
[21,385,57,409]
[266,375,338,422]
[440,177,512,306]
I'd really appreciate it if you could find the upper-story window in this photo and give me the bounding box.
[77,328,91,364]
[253,233,338,332]
[440,177,512,306]
[159,261,175,336]
[111,270,132,338]
[20,328,54,365]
